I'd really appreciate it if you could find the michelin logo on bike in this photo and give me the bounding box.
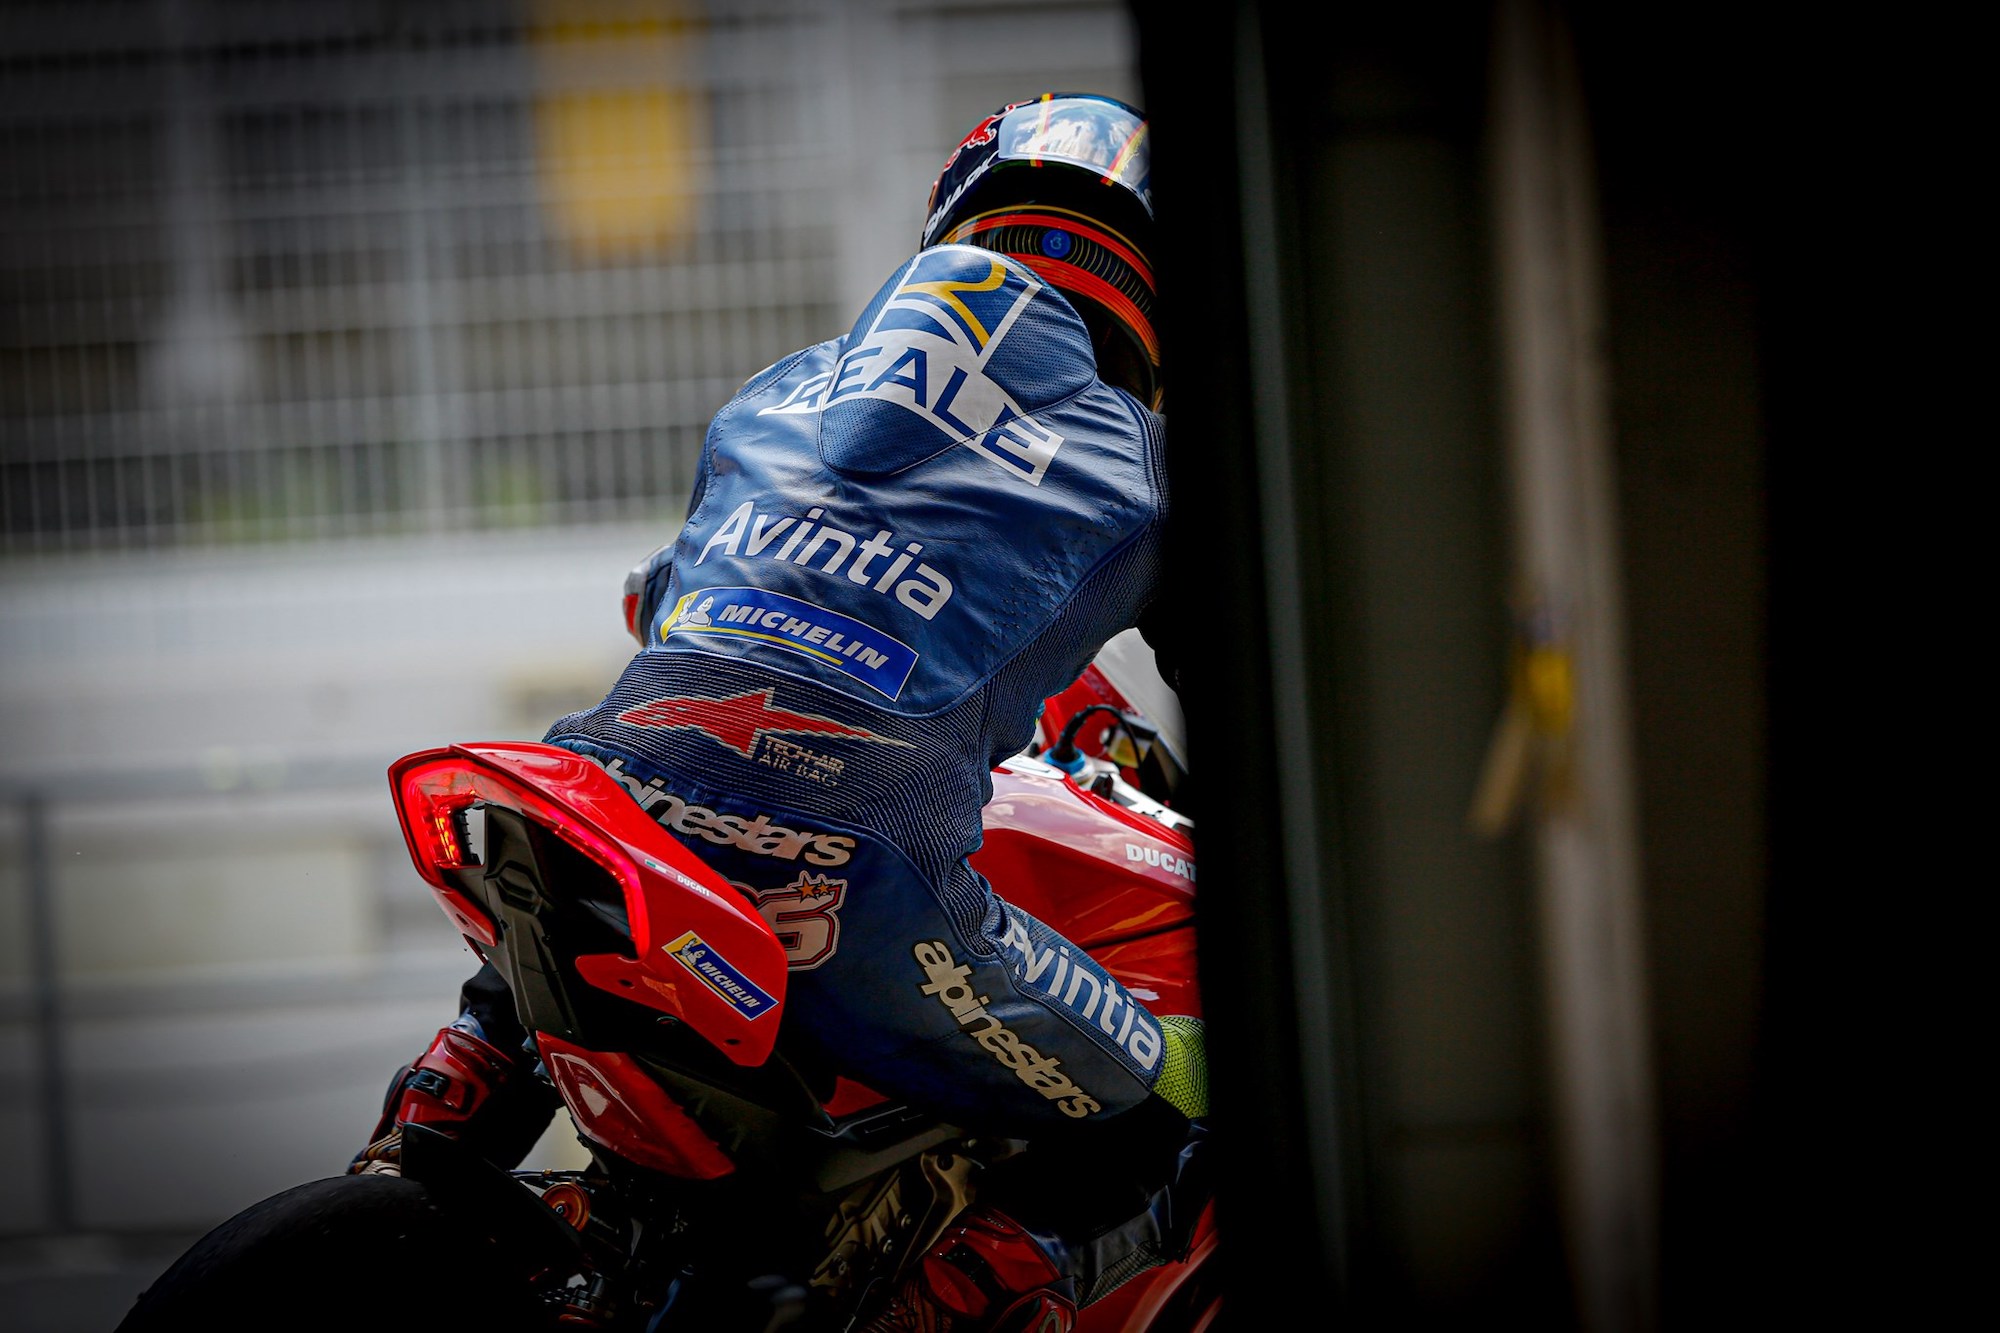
[666,930,777,1020]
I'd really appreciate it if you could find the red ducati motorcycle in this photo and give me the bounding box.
[116,660,1215,1332]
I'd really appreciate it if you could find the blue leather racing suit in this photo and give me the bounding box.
[539,243,1184,1139]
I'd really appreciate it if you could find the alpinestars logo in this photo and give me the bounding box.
[596,756,856,867]
[914,940,1101,1119]
[618,689,913,759]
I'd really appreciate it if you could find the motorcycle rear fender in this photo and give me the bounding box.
[388,741,789,1066]
[533,1033,736,1180]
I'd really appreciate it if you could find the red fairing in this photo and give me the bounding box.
[821,1077,892,1118]
[1087,928,1201,1020]
[916,1208,1068,1321]
[535,1033,735,1180]
[622,590,644,645]
[1075,1202,1221,1333]
[971,760,1195,951]
[388,741,789,1065]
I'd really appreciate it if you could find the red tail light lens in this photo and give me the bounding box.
[427,792,478,869]
[385,742,789,1065]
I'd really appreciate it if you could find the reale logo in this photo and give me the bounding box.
[758,249,1066,486]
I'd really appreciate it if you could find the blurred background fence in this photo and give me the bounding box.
[3,0,1140,553]
[0,0,1141,1273]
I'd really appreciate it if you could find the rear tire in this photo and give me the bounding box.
[115,1173,558,1331]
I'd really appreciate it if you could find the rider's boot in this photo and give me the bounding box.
[862,1206,1076,1333]
[348,1014,551,1175]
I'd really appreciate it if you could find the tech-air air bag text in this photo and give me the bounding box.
[914,940,1102,1119]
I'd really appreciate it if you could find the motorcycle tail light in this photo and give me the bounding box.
[391,750,650,948]
[386,742,788,1065]
[427,793,478,869]
[397,757,637,893]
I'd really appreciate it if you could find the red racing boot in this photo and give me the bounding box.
[862,1206,1076,1333]
[349,1018,544,1175]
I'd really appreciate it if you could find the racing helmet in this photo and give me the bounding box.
[921,93,1159,409]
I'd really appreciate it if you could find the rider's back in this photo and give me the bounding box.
[545,243,1168,886]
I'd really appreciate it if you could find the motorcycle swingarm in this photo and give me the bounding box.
[399,1123,598,1270]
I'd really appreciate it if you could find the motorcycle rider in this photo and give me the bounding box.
[354,93,1210,1332]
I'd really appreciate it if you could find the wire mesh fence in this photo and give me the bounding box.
[0,0,1139,555]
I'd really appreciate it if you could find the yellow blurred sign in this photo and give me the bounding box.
[532,1,707,257]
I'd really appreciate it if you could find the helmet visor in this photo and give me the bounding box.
[987,96,1151,201]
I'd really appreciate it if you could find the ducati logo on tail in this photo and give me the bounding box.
[618,688,912,759]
